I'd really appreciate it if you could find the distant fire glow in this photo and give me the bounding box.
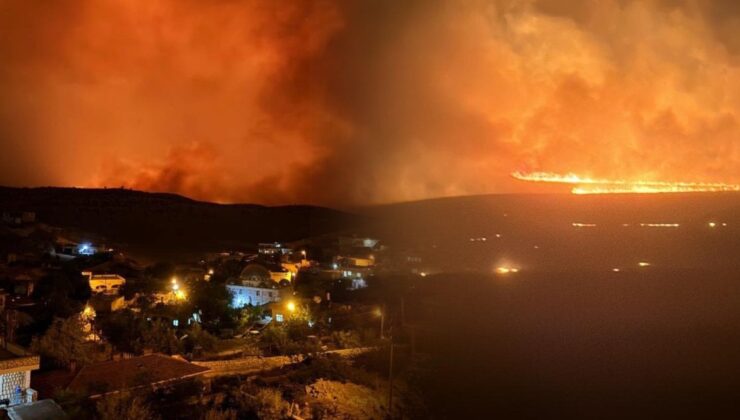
[572,222,597,228]
[512,172,740,194]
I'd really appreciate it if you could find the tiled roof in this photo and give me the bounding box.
[68,354,209,396]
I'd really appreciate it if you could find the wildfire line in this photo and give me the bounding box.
[511,171,740,194]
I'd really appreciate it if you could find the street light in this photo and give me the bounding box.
[375,306,385,339]
[286,301,296,313]
[171,277,186,301]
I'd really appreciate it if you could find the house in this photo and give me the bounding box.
[1,212,35,227]
[67,354,210,398]
[264,299,304,323]
[338,236,379,250]
[339,267,373,290]
[239,263,292,286]
[270,269,292,284]
[50,241,107,261]
[0,343,40,407]
[6,269,45,298]
[227,282,285,308]
[83,273,125,295]
[338,255,375,268]
[258,242,292,256]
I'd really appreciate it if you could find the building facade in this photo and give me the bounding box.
[227,284,283,308]
[83,273,126,294]
[0,343,39,406]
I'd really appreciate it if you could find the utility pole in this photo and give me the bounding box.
[387,337,394,419]
[380,305,385,339]
[400,296,405,326]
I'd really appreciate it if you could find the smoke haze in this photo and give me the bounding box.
[2,0,740,205]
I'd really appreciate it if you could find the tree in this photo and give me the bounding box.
[139,321,181,354]
[33,265,91,318]
[182,323,217,354]
[190,281,237,333]
[260,325,291,355]
[123,262,175,296]
[31,316,98,368]
[97,309,145,354]
[202,408,237,420]
[331,330,362,349]
[252,388,289,420]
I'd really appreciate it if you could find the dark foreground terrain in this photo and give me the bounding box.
[408,269,740,418]
[0,186,359,258]
[6,187,740,417]
[370,193,740,418]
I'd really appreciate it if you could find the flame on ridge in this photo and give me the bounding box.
[511,171,740,194]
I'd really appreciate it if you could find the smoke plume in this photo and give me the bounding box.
[1,0,740,205]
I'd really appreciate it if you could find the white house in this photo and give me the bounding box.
[0,343,40,406]
[258,243,292,256]
[227,283,283,308]
[83,273,126,294]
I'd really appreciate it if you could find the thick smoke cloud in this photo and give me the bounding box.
[1,0,740,205]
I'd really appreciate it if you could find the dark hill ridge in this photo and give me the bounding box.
[0,187,360,255]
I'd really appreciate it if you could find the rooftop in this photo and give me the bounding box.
[67,354,209,397]
[0,344,40,373]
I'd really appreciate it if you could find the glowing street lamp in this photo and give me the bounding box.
[286,301,296,313]
[170,277,186,301]
[375,307,385,339]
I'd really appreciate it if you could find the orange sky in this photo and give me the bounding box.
[1,0,740,205]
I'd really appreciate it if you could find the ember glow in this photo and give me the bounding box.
[512,172,740,195]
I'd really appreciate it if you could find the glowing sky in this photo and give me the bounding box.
[2,0,740,205]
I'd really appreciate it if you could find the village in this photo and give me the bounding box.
[0,210,429,419]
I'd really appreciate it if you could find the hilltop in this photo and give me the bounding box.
[0,187,360,258]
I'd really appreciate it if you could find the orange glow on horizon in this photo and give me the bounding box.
[512,171,740,195]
